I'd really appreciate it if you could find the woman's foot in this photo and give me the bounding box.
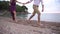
[13,19,18,23]
[14,20,17,23]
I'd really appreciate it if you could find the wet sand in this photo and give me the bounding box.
[0,17,60,34]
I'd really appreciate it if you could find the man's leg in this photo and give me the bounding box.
[37,11,41,25]
[29,11,36,20]
[34,6,41,25]
[29,5,36,20]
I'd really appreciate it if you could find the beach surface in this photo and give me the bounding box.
[0,17,60,34]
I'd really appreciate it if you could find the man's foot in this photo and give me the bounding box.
[37,21,43,26]
[37,22,45,28]
[37,22,41,26]
[27,19,31,24]
[28,19,30,21]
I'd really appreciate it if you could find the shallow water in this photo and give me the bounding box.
[17,13,60,22]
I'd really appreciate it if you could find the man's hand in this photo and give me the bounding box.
[16,1,23,4]
[22,3,26,6]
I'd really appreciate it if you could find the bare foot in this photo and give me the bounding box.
[27,19,31,24]
[28,19,30,21]
[37,22,44,27]
[14,20,18,23]
[12,19,18,23]
[37,22,41,26]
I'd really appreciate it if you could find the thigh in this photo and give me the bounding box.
[33,5,40,14]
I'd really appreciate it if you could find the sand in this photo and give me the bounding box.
[0,17,60,34]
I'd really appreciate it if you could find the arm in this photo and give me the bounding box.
[41,0,44,12]
[42,4,44,12]
[9,1,11,6]
[24,0,33,4]
[16,1,23,4]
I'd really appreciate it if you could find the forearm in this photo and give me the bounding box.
[25,0,33,4]
[9,1,11,6]
[16,1,19,3]
[42,4,44,12]
[42,4,44,8]
[16,1,23,4]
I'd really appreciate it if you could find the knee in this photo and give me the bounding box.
[13,11,16,14]
[38,12,41,15]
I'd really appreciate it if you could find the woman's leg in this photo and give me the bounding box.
[13,10,17,22]
[11,10,17,22]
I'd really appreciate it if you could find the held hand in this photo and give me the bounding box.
[18,2,23,4]
[22,1,30,4]
[17,1,26,4]
[16,1,24,4]
[22,3,26,6]
[17,1,30,4]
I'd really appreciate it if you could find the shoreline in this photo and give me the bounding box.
[0,16,60,34]
[0,16,60,26]
[0,16,60,23]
